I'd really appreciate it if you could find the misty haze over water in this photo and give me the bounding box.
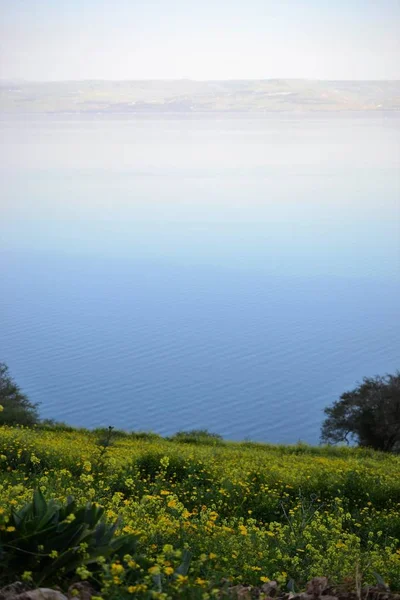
[0,112,399,442]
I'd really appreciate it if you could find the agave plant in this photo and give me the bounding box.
[0,489,138,586]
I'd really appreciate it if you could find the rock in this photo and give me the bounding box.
[261,582,278,597]
[228,585,253,599]
[15,591,67,600]
[67,583,95,600]
[0,584,68,600]
[0,583,27,600]
[370,584,391,593]
[306,578,329,598]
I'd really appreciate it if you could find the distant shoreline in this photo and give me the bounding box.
[1,79,399,114]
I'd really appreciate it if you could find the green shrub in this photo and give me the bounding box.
[168,429,224,445]
[135,452,188,483]
[37,420,90,433]
[93,426,129,440]
[129,431,162,441]
[0,489,137,587]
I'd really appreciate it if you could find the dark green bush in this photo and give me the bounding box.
[0,363,39,427]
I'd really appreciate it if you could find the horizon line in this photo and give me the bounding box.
[1,77,400,84]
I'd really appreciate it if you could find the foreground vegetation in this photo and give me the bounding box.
[1,425,400,598]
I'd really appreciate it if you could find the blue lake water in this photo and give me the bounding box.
[0,113,399,443]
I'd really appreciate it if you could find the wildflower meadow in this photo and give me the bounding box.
[0,425,400,598]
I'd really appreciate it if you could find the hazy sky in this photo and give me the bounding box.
[0,0,399,81]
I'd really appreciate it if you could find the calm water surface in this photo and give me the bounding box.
[0,113,399,442]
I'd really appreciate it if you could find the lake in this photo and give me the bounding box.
[0,112,399,443]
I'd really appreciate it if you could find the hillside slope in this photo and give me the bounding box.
[1,426,400,594]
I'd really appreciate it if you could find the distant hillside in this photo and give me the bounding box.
[1,79,400,114]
